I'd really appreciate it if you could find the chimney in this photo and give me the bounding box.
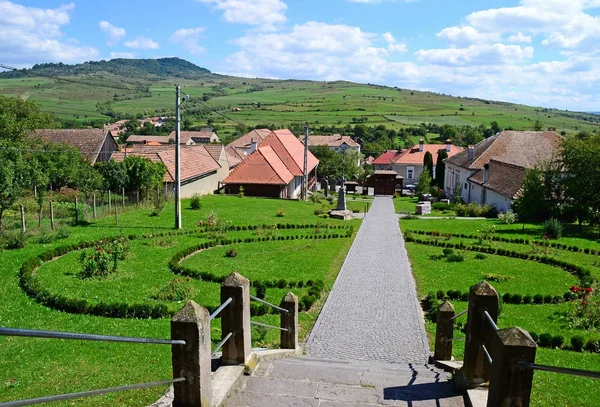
[467,146,474,161]
[445,139,452,152]
[250,140,258,153]
[483,163,489,183]
[419,138,424,152]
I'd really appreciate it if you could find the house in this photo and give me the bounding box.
[365,170,404,195]
[372,150,400,171]
[225,128,272,170]
[126,135,174,145]
[111,144,229,198]
[391,139,464,185]
[223,129,319,199]
[443,130,563,211]
[32,129,118,164]
[306,135,360,153]
[167,130,220,144]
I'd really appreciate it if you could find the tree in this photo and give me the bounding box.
[490,121,501,134]
[451,181,463,204]
[415,170,432,196]
[435,149,448,189]
[123,156,167,197]
[512,168,550,225]
[423,151,434,178]
[533,118,544,131]
[560,135,600,230]
[96,160,129,192]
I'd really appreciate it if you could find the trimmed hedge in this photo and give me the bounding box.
[19,224,354,319]
[405,234,594,286]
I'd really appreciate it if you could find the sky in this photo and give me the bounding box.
[1,0,600,111]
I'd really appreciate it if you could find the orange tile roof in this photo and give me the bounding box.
[224,129,318,186]
[126,135,172,144]
[225,146,245,169]
[392,144,464,165]
[227,128,272,150]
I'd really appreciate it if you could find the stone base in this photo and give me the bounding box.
[328,209,354,220]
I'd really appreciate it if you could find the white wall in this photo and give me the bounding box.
[484,188,512,212]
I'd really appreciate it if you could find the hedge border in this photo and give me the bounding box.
[19,224,354,319]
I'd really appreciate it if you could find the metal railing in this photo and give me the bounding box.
[0,327,186,407]
[210,297,233,320]
[251,321,288,332]
[481,310,498,332]
[516,362,600,380]
[449,309,468,321]
[249,295,289,313]
[211,332,233,358]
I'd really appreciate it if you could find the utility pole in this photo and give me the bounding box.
[175,85,182,229]
[302,123,309,200]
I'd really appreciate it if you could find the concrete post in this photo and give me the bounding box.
[434,301,455,361]
[456,281,499,389]
[93,193,97,219]
[74,196,79,225]
[280,292,298,350]
[20,205,26,234]
[487,327,537,407]
[220,272,251,365]
[171,301,212,407]
[50,201,54,231]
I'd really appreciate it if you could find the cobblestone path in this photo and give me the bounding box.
[306,196,430,363]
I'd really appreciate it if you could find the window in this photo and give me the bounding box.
[407,166,414,179]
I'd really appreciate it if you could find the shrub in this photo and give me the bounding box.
[533,294,543,304]
[497,210,517,224]
[326,195,335,205]
[523,295,532,304]
[255,282,267,299]
[483,273,512,283]
[436,290,445,300]
[276,207,285,217]
[529,332,539,342]
[446,252,465,262]
[3,230,27,250]
[442,248,454,257]
[539,333,553,347]
[542,218,563,239]
[432,202,450,211]
[551,335,565,348]
[352,208,360,213]
[151,278,191,302]
[225,248,238,258]
[421,292,437,312]
[79,246,113,278]
[474,253,486,260]
[277,279,287,289]
[190,194,202,210]
[511,294,522,304]
[502,293,512,303]
[584,340,600,353]
[571,336,585,352]
[543,295,553,304]
[460,292,469,301]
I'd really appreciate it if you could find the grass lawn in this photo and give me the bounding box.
[402,217,600,406]
[393,196,457,217]
[0,195,358,406]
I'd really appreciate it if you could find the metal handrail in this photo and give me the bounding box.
[517,362,600,380]
[210,297,233,321]
[481,344,493,366]
[249,295,289,313]
[0,327,185,346]
[251,320,288,332]
[482,310,498,332]
[449,309,468,321]
[0,378,186,407]
[211,332,233,358]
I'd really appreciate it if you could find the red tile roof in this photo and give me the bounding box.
[445,131,563,170]
[392,144,464,165]
[224,129,318,186]
[227,128,272,150]
[372,150,399,165]
[225,146,245,169]
[126,135,172,144]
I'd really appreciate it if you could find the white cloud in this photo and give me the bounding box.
[415,44,534,66]
[169,27,206,55]
[437,26,500,47]
[124,36,159,50]
[110,51,135,59]
[197,0,286,29]
[0,1,98,66]
[507,32,532,43]
[382,32,407,53]
[99,21,126,46]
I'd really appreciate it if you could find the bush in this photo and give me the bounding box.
[497,210,517,224]
[529,332,539,342]
[238,186,245,198]
[511,294,522,304]
[585,340,600,353]
[502,293,512,303]
[571,336,585,352]
[474,253,486,260]
[190,194,202,210]
[3,230,27,249]
[533,294,543,304]
[454,202,497,218]
[523,295,532,304]
[432,202,450,211]
[543,295,553,304]
[79,246,113,278]
[276,206,285,217]
[255,282,267,299]
[442,248,454,257]
[542,218,563,239]
[151,278,191,302]
[551,335,565,348]
[225,248,238,258]
[539,333,553,347]
[446,252,465,262]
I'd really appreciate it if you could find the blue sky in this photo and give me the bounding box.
[1,0,600,111]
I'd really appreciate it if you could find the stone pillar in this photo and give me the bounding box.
[171,301,212,407]
[456,281,499,389]
[434,301,455,361]
[50,201,55,231]
[488,327,537,407]
[280,292,298,350]
[20,205,26,234]
[220,272,251,365]
[336,186,346,211]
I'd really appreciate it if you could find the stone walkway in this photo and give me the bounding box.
[306,196,430,363]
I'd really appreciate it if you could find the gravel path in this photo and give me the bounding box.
[306,196,430,363]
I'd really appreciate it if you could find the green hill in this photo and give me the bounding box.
[0,57,599,143]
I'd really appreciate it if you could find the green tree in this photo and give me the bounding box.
[533,118,544,131]
[96,160,129,192]
[490,121,501,134]
[415,170,432,196]
[123,156,166,197]
[512,168,550,225]
[434,149,448,189]
[423,151,434,178]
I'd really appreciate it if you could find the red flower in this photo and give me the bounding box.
[570,286,580,292]
[586,287,593,293]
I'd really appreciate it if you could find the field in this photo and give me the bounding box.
[0,196,359,406]
[2,70,600,142]
[400,217,600,406]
